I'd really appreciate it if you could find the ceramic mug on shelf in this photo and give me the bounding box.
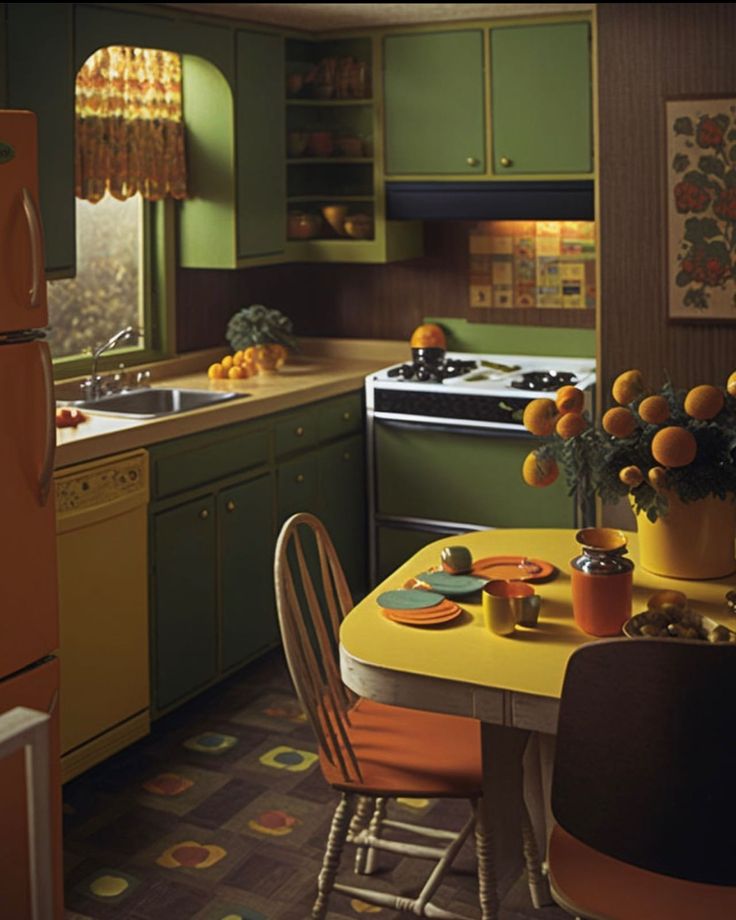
[482,580,541,636]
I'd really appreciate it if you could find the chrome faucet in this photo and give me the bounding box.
[83,326,142,400]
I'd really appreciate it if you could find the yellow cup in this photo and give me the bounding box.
[482,580,541,636]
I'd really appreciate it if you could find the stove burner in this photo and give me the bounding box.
[387,357,479,382]
[510,370,578,392]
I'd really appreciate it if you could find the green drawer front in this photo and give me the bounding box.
[276,453,320,523]
[316,392,363,443]
[151,425,270,499]
[274,408,318,458]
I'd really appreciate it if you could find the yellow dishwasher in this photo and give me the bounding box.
[54,449,150,782]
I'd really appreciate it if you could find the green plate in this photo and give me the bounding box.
[417,572,487,596]
[376,589,445,610]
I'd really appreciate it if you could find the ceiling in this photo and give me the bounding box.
[162,3,593,32]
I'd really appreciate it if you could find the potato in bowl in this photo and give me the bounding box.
[623,607,736,643]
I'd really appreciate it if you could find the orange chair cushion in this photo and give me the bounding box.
[548,823,736,920]
[320,698,483,798]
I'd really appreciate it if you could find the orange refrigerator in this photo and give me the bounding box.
[0,109,63,918]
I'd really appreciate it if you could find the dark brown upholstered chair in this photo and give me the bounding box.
[548,637,736,919]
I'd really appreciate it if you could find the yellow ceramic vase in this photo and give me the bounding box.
[632,493,736,580]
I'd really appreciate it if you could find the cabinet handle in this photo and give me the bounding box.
[296,473,305,483]
[226,500,236,513]
[342,411,351,421]
[500,156,512,168]
[199,508,209,520]
[466,156,479,167]
[295,426,305,437]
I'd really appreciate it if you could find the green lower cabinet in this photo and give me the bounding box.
[320,434,367,597]
[152,494,218,711]
[276,452,321,523]
[219,474,278,672]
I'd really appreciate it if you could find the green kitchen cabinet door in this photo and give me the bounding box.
[236,30,285,259]
[490,21,592,175]
[384,30,486,176]
[152,494,218,712]
[276,452,321,524]
[219,473,279,673]
[6,3,74,275]
[319,435,367,598]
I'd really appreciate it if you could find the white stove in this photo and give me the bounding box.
[366,351,596,431]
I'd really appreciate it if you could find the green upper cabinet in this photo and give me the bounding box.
[235,30,285,260]
[490,21,592,176]
[6,3,74,276]
[383,30,486,176]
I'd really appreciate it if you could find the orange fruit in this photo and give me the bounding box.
[555,412,588,439]
[522,451,559,488]
[683,384,724,420]
[221,355,234,371]
[522,398,558,436]
[227,365,245,379]
[619,465,644,488]
[648,466,668,491]
[555,385,585,415]
[233,350,244,367]
[207,362,226,380]
[651,426,697,468]
[410,323,446,349]
[638,395,670,425]
[602,407,637,438]
[727,371,736,398]
[611,369,645,405]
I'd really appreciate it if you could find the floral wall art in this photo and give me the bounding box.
[667,97,736,320]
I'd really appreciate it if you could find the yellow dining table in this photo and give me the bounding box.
[339,527,736,908]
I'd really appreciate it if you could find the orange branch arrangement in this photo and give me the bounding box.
[208,305,296,380]
[520,369,736,522]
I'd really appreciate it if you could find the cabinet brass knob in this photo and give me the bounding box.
[296,473,305,483]
[199,508,209,520]
[342,411,351,421]
[343,452,351,461]
[500,156,512,168]
[226,500,236,513]
[295,426,305,437]
[466,156,479,167]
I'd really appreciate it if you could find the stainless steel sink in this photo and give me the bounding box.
[63,387,249,418]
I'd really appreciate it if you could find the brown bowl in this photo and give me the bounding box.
[623,608,736,642]
[287,212,321,240]
[343,213,373,239]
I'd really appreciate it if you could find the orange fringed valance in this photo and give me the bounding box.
[75,45,187,203]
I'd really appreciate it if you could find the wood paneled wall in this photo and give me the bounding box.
[597,3,736,401]
[176,221,593,352]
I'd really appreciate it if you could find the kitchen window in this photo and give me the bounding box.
[48,45,185,376]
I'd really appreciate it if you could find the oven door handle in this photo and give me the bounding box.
[371,416,535,440]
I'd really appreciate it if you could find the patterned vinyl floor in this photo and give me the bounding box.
[63,649,570,920]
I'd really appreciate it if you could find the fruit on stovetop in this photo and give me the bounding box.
[409,323,446,349]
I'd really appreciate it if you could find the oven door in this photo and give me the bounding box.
[369,416,576,583]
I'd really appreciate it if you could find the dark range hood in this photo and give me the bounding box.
[386,180,594,221]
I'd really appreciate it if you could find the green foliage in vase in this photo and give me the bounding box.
[529,373,736,522]
[226,304,296,351]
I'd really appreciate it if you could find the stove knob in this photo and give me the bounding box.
[415,367,431,381]
[398,364,414,379]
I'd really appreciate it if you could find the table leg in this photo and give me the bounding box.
[522,733,555,907]
[480,723,530,898]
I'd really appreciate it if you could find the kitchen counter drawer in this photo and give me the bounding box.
[273,407,319,458]
[316,392,364,443]
[150,421,270,499]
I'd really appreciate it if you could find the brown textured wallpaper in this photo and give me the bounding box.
[175,221,593,352]
[597,3,736,402]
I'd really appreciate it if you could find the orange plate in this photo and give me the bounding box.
[471,556,557,582]
[384,606,462,627]
[382,601,459,620]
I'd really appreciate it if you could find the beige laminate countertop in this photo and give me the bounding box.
[55,340,406,469]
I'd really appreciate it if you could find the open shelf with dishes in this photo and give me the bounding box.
[284,36,421,262]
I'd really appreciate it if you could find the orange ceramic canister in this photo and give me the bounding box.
[570,528,634,637]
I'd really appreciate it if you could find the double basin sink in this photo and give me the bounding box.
[62,387,249,419]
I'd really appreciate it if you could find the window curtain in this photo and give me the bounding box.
[75,45,188,203]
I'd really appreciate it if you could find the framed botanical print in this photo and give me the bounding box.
[666,97,736,320]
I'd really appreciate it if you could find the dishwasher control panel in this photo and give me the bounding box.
[54,450,148,517]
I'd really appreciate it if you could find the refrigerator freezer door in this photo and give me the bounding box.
[0,109,48,333]
[0,339,59,677]
[0,657,62,920]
